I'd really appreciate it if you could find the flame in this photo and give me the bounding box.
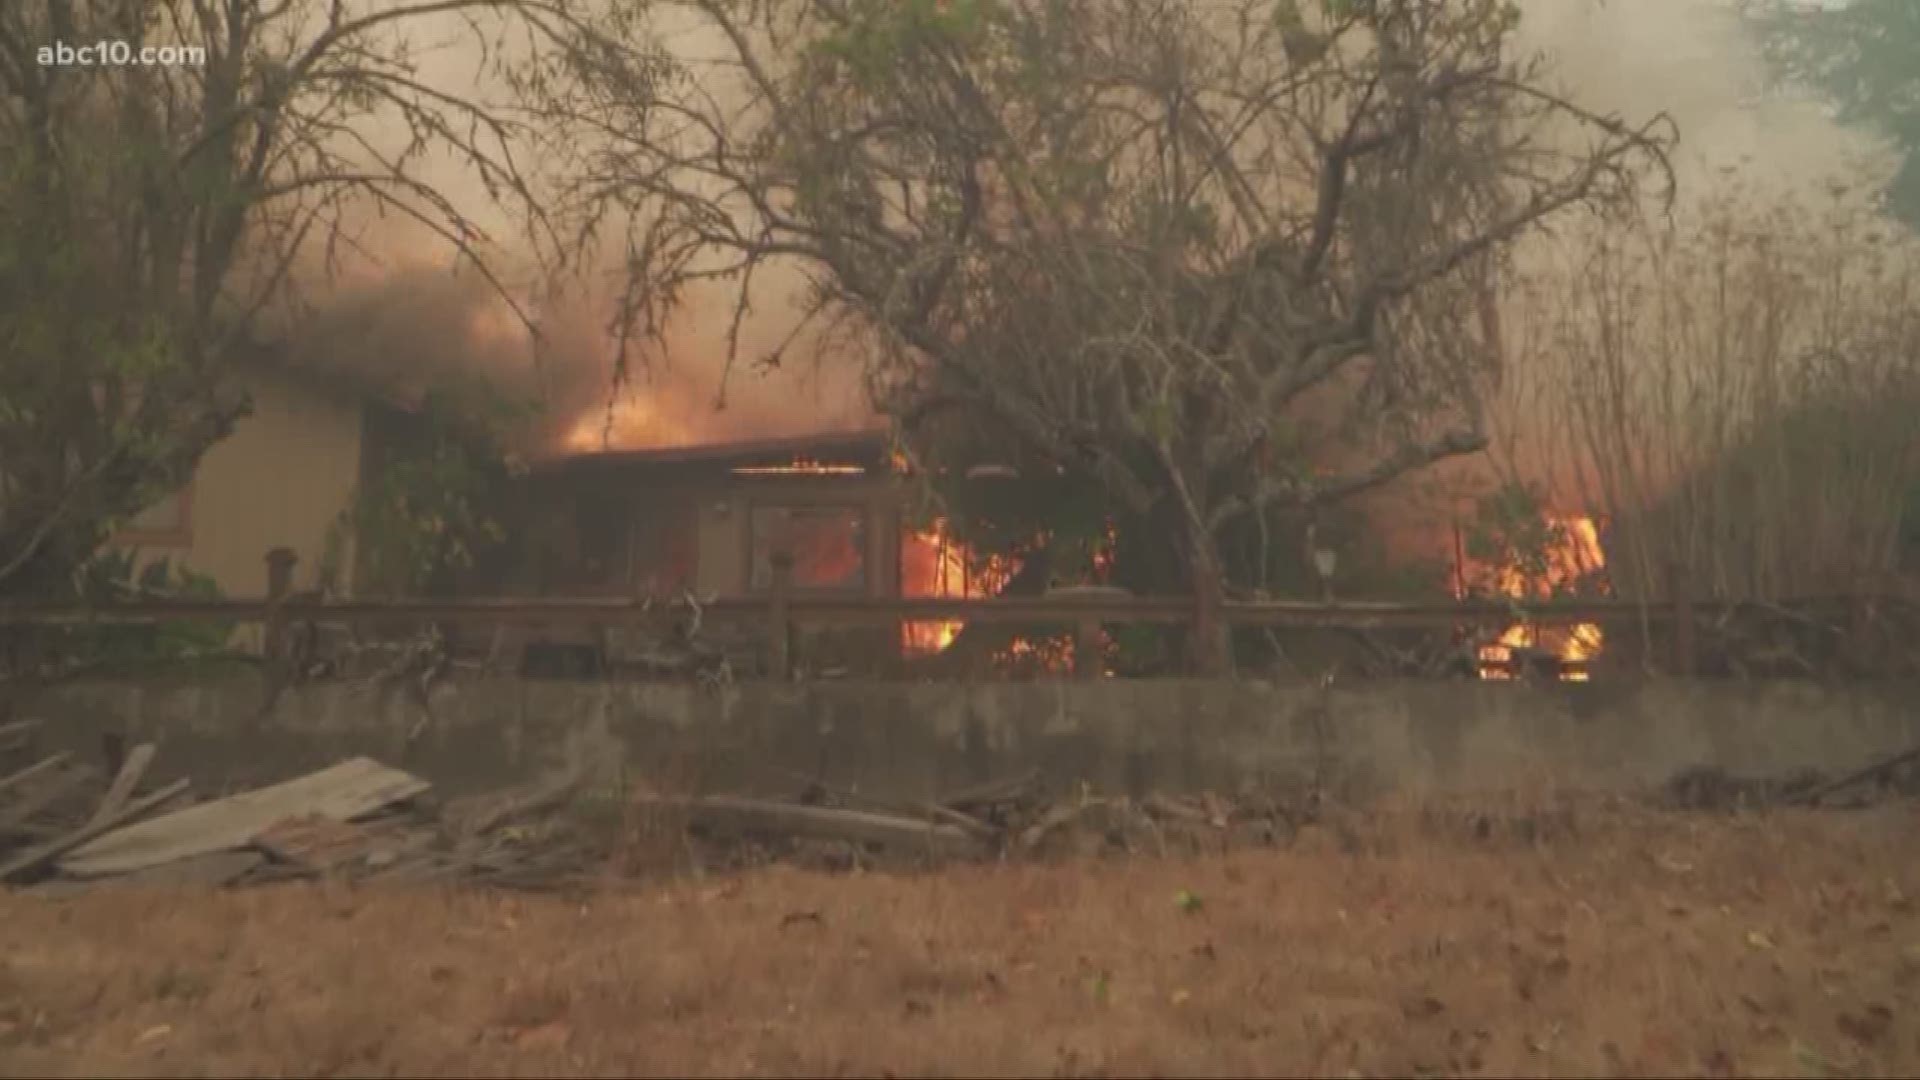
[900,518,1017,655]
[562,397,694,453]
[731,458,867,476]
[1468,514,1607,681]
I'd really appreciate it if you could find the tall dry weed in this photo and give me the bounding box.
[1494,183,1920,601]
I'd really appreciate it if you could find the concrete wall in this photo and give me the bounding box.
[20,677,1919,804]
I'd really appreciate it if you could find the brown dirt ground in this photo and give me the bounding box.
[1,800,1917,1079]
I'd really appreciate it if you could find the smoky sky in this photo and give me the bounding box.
[268,0,1890,460]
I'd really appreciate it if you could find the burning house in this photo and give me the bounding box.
[510,430,902,601]
[493,427,1033,673]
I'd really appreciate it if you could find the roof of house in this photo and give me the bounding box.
[540,429,890,473]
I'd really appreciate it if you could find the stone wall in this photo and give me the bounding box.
[20,675,1920,802]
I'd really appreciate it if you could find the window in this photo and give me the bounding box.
[749,505,866,591]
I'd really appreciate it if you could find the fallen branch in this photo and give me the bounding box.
[461,769,582,838]
[1018,801,1099,852]
[940,769,1040,811]
[642,795,984,859]
[1795,745,1920,807]
[773,769,1000,842]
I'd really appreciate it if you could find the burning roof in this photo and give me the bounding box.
[537,430,890,475]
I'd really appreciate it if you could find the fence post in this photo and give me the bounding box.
[1669,561,1695,678]
[264,547,296,659]
[768,550,793,681]
[1074,612,1101,681]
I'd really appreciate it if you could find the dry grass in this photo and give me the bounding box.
[1,800,1917,1078]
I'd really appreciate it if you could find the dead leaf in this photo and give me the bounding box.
[1652,852,1694,874]
[1836,1004,1892,1046]
[1402,995,1445,1019]
[1791,1039,1842,1077]
[513,1021,571,1050]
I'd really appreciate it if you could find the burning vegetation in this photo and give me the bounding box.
[1459,512,1609,681]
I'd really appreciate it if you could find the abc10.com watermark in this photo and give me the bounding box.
[38,39,207,67]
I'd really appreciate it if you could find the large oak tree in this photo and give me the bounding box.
[522,0,1672,671]
[0,0,556,602]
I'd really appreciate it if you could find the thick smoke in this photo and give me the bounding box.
[271,0,1889,471]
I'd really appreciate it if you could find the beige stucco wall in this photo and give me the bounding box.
[694,496,745,597]
[130,369,366,597]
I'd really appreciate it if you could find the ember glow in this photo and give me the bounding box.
[1469,514,1608,681]
[731,458,867,476]
[899,518,1016,655]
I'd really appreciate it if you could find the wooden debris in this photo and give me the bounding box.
[0,761,92,833]
[60,758,428,877]
[646,795,985,859]
[0,778,191,883]
[922,802,998,841]
[255,814,419,875]
[774,769,1000,844]
[86,743,156,829]
[459,770,581,838]
[1144,794,1210,823]
[110,849,266,889]
[1797,744,1920,807]
[941,769,1040,811]
[1018,801,1097,852]
[0,752,70,800]
[0,719,41,755]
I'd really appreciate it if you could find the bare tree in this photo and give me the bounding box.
[522,0,1672,671]
[0,0,554,600]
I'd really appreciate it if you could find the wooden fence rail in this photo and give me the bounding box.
[0,593,1883,629]
[0,593,1779,627]
[3,591,1908,680]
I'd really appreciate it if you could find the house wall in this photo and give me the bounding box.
[694,495,744,596]
[120,368,367,597]
[522,463,905,600]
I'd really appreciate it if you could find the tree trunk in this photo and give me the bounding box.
[1183,524,1231,676]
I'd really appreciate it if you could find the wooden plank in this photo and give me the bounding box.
[457,771,580,838]
[0,719,40,754]
[111,849,266,888]
[59,758,429,877]
[0,753,70,800]
[644,795,984,859]
[0,764,91,832]
[255,815,417,874]
[86,744,155,829]
[0,779,191,883]
[25,850,264,897]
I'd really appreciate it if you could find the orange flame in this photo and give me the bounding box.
[562,398,694,453]
[731,458,867,476]
[1470,514,1607,681]
[900,518,1017,655]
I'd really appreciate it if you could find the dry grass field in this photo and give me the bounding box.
[1,800,1916,1078]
